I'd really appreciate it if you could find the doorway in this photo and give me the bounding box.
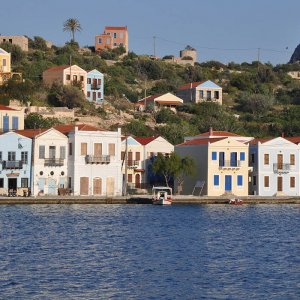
[8,178,17,190]
[277,176,283,192]
[135,174,141,189]
[225,175,232,192]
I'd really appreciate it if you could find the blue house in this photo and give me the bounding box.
[0,132,32,196]
[86,69,104,103]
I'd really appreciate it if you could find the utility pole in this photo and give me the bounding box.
[153,35,156,57]
[69,55,72,85]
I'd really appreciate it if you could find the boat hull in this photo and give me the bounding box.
[152,198,172,205]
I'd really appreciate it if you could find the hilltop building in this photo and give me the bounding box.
[0,35,28,52]
[95,26,128,54]
[163,45,197,66]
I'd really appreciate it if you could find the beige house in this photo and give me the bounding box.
[288,71,300,80]
[0,48,11,85]
[136,93,183,112]
[0,105,24,132]
[0,35,28,52]
[175,134,250,196]
[42,65,87,95]
[176,80,222,104]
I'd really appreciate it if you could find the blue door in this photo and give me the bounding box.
[48,179,56,195]
[225,175,232,191]
[3,116,9,132]
[230,152,237,167]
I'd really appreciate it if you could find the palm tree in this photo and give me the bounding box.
[63,18,82,42]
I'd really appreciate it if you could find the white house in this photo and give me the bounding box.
[17,128,69,196]
[249,137,300,196]
[55,124,122,196]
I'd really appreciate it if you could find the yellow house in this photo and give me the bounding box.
[0,48,11,85]
[0,105,24,132]
[175,137,250,196]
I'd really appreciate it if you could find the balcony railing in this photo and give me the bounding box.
[219,160,241,168]
[2,160,23,169]
[127,160,139,168]
[273,163,291,173]
[44,158,64,167]
[86,155,110,164]
[91,84,101,90]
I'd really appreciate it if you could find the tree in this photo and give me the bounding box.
[151,152,195,188]
[25,113,61,129]
[63,18,82,42]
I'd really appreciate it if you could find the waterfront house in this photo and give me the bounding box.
[175,136,250,196]
[249,137,300,196]
[43,65,87,95]
[136,93,183,112]
[0,104,24,132]
[176,80,222,105]
[55,124,122,196]
[16,128,68,196]
[95,26,128,54]
[86,69,104,103]
[0,132,32,196]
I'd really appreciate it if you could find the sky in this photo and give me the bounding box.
[0,0,299,65]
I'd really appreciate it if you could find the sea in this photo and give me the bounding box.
[0,204,299,299]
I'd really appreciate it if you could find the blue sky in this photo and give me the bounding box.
[0,0,299,64]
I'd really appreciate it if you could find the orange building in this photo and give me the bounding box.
[95,26,128,53]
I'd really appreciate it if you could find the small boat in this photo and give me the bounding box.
[152,187,172,205]
[228,198,243,205]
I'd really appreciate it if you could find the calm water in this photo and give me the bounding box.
[0,204,299,299]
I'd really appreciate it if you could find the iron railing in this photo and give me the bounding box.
[219,160,241,168]
[86,155,110,164]
[44,158,64,167]
[2,160,23,169]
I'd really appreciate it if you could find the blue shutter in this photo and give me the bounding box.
[219,152,225,166]
[12,117,18,130]
[212,152,217,160]
[240,152,245,161]
[214,175,219,186]
[230,152,237,167]
[237,175,243,186]
[3,116,9,132]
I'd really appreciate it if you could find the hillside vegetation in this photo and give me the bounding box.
[1,36,300,144]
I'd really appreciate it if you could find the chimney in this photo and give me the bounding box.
[281,132,284,138]
[209,127,213,136]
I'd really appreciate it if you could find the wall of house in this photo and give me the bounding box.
[86,70,104,103]
[0,108,24,132]
[43,69,65,86]
[0,51,11,73]
[63,67,87,94]
[195,86,222,104]
[0,36,28,51]
[0,132,32,196]
[176,88,196,103]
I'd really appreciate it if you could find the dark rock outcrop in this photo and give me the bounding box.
[289,44,300,63]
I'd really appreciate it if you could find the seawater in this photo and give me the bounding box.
[0,204,299,299]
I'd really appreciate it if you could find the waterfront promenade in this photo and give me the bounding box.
[0,195,300,205]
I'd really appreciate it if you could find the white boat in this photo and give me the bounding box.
[152,187,172,205]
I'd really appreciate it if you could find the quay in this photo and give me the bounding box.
[0,195,300,205]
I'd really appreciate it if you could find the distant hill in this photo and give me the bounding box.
[289,44,300,63]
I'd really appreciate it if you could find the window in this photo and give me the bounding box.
[212,151,217,160]
[136,152,140,161]
[49,146,56,158]
[199,90,204,99]
[207,91,212,100]
[68,177,72,189]
[87,91,91,97]
[290,154,295,165]
[290,177,295,188]
[80,76,84,81]
[98,79,101,85]
[69,143,73,156]
[21,178,28,188]
[113,32,117,38]
[12,117,19,130]
[214,91,219,99]
[8,152,16,161]
[237,175,243,186]
[264,176,269,188]
[87,78,91,84]
[3,59,6,67]
[3,116,9,132]
[109,143,115,156]
[98,38,102,44]
[230,152,237,167]
[94,143,102,156]
[66,74,70,80]
[219,152,225,167]
[128,174,132,183]
[240,152,245,161]
[98,92,101,98]
[253,176,257,186]
[0,178,3,188]
[0,151,2,161]
[214,175,219,186]
[113,43,117,46]
[81,143,87,155]
[73,75,77,81]
[21,151,28,164]
[264,153,269,165]
[251,153,255,163]
[60,146,66,159]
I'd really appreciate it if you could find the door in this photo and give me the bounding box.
[48,179,56,195]
[277,154,283,170]
[93,92,96,101]
[93,178,102,195]
[225,175,232,192]
[38,178,45,193]
[94,143,102,156]
[8,178,17,190]
[277,176,283,192]
[128,151,133,165]
[230,152,237,167]
[135,174,141,189]
[219,152,225,167]
[80,177,89,195]
[49,146,56,158]
[106,177,115,196]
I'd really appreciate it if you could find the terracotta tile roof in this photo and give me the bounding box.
[248,138,273,145]
[54,124,103,134]
[177,137,226,146]
[43,65,69,72]
[134,136,158,145]
[15,128,49,138]
[285,136,300,144]
[0,105,17,111]
[197,130,241,137]
[177,81,203,91]
[137,94,160,104]
[105,26,127,31]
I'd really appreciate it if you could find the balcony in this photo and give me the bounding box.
[273,163,291,173]
[86,155,110,164]
[127,160,139,168]
[219,160,241,169]
[91,84,101,90]
[2,160,23,169]
[44,158,64,167]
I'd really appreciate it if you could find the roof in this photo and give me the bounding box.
[54,124,103,134]
[285,136,300,144]
[0,105,17,111]
[15,128,48,138]
[197,80,221,89]
[105,26,127,31]
[197,130,241,137]
[248,138,273,145]
[177,137,226,146]
[137,93,183,105]
[0,48,9,54]
[134,136,158,145]
[177,81,203,90]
